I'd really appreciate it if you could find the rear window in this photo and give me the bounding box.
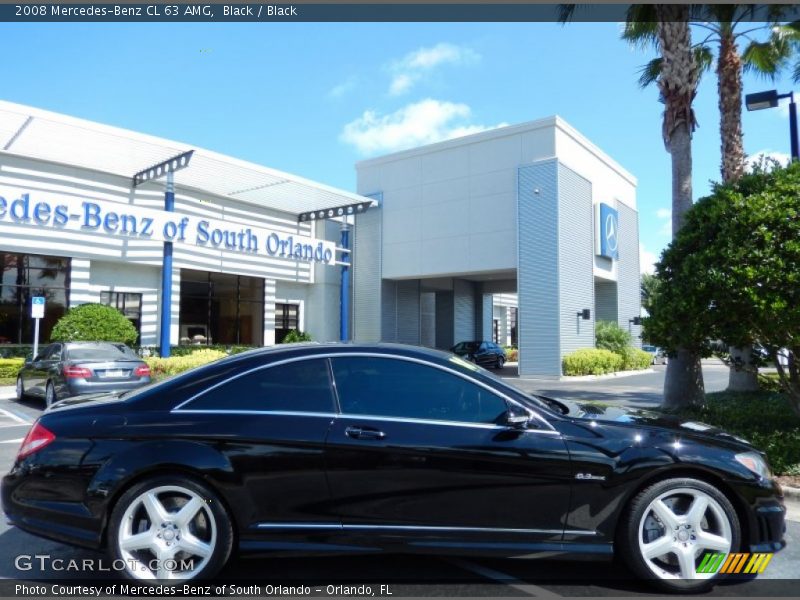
[453,342,480,353]
[67,345,134,361]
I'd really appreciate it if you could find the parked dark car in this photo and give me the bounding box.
[2,343,785,590]
[451,340,506,369]
[15,341,151,407]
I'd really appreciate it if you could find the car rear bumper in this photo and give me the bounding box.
[66,378,150,396]
[2,470,103,550]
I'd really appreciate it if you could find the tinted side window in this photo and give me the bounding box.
[184,358,335,413]
[331,357,508,424]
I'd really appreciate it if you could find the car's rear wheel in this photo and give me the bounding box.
[495,356,505,369]
[619,477,739,593]
[108,475,233,580]
[16,377,26,401]
[45,381,56,407]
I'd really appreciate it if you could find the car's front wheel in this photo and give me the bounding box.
[619,477,740,593]
[495,355,505,369]
[108,475,233,580]
[16,377,26,401]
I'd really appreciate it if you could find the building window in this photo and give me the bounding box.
[0,253,70,345]
[100,292,142,343]
[275,303,300,343]
[179,269,265,346]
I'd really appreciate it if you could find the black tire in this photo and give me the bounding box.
[45,381,56,408]
[495,356,505,369]
[15,377,26,401]
[618,477,740,593]
[108,475,233,580]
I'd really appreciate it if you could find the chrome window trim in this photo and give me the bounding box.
[336,413,560,434]
[253,522,596,536]
[172,351,556,432]
[172,410,337,419]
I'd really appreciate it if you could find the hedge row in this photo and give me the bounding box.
[675,391,800,475]
[145,348,227,377]
[0,358,24,379]
[562,347,652,376]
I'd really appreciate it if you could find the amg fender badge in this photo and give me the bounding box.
[575,473,606,481]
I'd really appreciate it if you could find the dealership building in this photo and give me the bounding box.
[0,101,639,377]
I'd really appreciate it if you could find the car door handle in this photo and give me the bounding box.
[345,426,386,440]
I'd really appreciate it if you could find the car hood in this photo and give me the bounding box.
[545,396,753,448]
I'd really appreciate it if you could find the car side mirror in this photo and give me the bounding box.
[24,354,34,365]
[505,412,530,429]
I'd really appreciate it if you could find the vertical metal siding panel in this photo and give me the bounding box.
[557,163,595,359]
[395,280,421,344]
[264,279,277,345]
[353,195,382,342]
[381,280,397,343]
[476,293,493,341]
[453,279,476,342]
[617,203,642,346]
[595,280,618,323]
[518,161,561,376]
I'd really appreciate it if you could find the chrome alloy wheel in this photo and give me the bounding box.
[637,487,732,581]
[117,485,217,580]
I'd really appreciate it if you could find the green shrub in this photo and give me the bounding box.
[620,347,653,371]
[51,303,138,346]
[562,348,623,376]
[675,391,800,475]
[0,358,24,379]
[281,330,313,343]
[504,347,518,362]
[138,345,256,357]
[146,348,227,378]
[595,320,632,355]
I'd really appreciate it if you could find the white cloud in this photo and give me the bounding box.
[640,243,658,275]
[328,77,357,99]
[655,207,671,237]
[340,99,506,155]
[745,150,791,171]
[388,43,480,96]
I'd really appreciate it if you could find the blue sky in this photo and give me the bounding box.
[1,21,798,273]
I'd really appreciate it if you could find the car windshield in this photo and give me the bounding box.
[67,345,135,361]
[452,342,480,353]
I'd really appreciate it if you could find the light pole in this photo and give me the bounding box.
[745,89,799,161]
[132,150,194,358]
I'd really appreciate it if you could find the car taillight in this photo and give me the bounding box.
[17,421,55,460]
[134,365,150,377]
[63,366,92,379]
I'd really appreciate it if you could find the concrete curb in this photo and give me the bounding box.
[558,368,654,382]
[783,485,800,502]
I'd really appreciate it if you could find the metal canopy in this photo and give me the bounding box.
[0,100,369,215]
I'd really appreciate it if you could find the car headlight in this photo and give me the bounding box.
[735,451,772,479]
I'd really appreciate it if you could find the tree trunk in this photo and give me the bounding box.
[717,32,759,391]
[655,10,706,409]
[663,348,706,410]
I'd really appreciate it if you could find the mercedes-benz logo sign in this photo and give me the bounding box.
[605,214,618,253]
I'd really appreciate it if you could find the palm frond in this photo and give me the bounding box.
[793,59,800,84]
[622,19,658,50]
[742,33,792,78]
[637,58,662,88]
[557,4,576,24]
[695,45,714,75]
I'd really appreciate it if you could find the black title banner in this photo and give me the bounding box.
[4,3,800,23]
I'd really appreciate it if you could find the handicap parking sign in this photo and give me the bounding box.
[31,296,45,319]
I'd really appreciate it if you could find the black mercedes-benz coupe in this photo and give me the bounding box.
[2,343,786,591]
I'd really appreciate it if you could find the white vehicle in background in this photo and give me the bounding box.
[642,344,668,365]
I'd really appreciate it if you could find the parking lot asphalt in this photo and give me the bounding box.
[0,365,796,596]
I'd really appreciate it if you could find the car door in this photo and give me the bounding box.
[170,357,338,529]
[27,343,57,396]
[324,355,574,544]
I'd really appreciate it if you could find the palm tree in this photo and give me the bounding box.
[624,6,796,392]
[562,5,705,407]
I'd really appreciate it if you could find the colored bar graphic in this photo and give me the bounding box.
[697,552,773,575]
